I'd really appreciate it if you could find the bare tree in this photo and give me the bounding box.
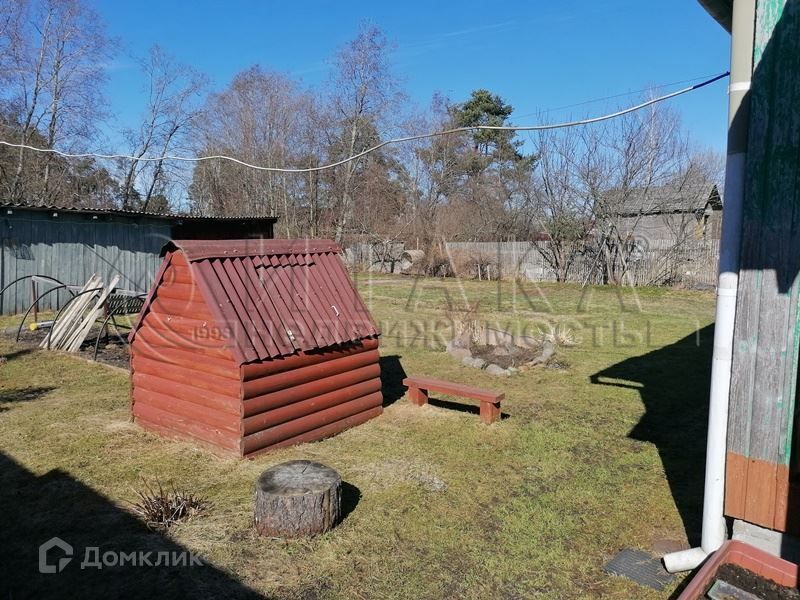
[121,45,206,211]
[582,104,688,283]
[2,0,112,203]
[326,23,402,243]
[189,66,309,224]
[0,0,23,86]
[525,126,594,282]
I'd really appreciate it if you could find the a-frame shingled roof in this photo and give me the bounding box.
[130,239,379,364]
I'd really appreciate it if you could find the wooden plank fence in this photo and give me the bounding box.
[444,240,720,287]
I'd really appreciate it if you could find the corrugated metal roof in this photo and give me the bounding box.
[1,201,278,221]
[132,239,379,364]
[601,183,721,217]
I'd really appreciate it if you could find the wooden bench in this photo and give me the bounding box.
[402,376,503,424]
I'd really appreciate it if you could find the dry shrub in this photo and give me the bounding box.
[449,251,500,280]
[131,479,211,531]
[421,246,456,277]
[540,323,577,347]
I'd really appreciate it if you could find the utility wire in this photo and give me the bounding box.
[514,71,728,119]
[0,71,728,175]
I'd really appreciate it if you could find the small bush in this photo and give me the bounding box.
[450,251,500,281]
[421,247,456,277]
[131,479,211,531]
[540,324,577,347]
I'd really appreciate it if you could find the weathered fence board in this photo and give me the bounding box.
[444,240,720,287]
[1,212,169,315]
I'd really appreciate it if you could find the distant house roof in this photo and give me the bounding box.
[130,239,379,365]
[601,183,722,218]
[0,201,278,222]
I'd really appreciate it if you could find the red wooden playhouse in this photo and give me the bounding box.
[128,239,382,457]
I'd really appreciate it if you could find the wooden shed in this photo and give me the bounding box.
[1,203,277,314]
[128,239,382,457]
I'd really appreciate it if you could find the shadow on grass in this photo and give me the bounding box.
[0,451,267,599]
[1,347,38,361]
[0,385,57,412]
[428,397,510,420]
[341,481,361,523]
[590,324,714,547]
[379,355,407,407]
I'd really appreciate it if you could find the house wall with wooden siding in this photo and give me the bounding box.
[725,0,800,533]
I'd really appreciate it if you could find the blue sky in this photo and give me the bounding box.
[92,0,731,153]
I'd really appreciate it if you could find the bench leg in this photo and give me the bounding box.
[480,400,500,424]
[408,386,429,407]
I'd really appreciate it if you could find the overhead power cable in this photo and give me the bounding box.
[514,71,729,119]
[0,71,728,175]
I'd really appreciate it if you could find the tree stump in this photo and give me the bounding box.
[254,460,342,538]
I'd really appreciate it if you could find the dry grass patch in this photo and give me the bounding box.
[0,281,715,599]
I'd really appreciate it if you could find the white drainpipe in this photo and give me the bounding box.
[663,0,755,574]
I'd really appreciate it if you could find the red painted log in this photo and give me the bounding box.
[132,372,240,415]
[242,363,380,416]
[133,387,239,432]
[240,338,379,380]
[153,282,197,301]
[242,377,382,434]
[246,405,383,457]
[135,326,235,359]
[149,296,213,319]
[133,341,239,380]
[242,348,379,399]
[242,392,382,454]
[133,402,240,451]
[132,354,241,397]
[162,264,194,285]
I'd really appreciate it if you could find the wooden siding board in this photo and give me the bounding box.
[725,0,800,531]
[133,342,239,380]
[242,377,382,434]
[241,338,379,380]
[725,452,749,519]
[245,405,383,457]
[150,296,213,320]
[241,392,382,454]
[241,348,380,399]
[135,324,235,359]
[134,403,240,451]
[242,363,381,417]
[133,386,239,431]
[132,354,240,397]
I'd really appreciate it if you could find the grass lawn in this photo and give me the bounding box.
[0,275,715,599]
